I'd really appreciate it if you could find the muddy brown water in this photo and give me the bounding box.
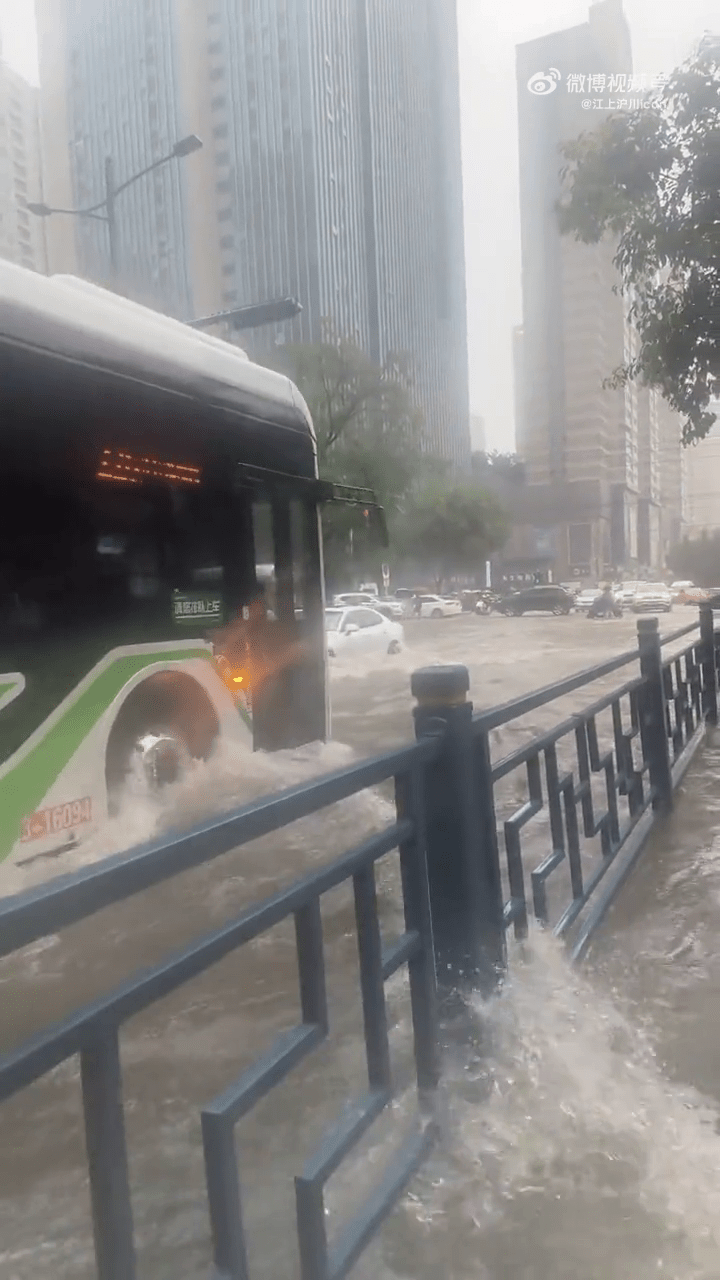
[2,611,720,1279]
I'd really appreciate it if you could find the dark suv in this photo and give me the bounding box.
[495,585,574,616]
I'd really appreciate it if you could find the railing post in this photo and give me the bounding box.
[637,617,673,812]
[700,601,718,726]
[411,664,505,1004]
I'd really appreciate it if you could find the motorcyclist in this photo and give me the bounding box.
[596,583,615,619]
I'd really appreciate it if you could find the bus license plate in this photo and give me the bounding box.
[21,798,93,843]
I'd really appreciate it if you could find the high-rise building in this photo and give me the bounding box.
[512,325,524,444]
[658,399,687,553]
[470,414,486,452]
[515,0,665,577]
[684,404,720,538]
[0,44,46,274]
[35,0,470,467]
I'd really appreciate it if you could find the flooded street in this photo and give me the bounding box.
[3,611,720,1279]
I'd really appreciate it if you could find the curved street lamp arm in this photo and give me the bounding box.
[111,148,179,199]
[61,207,109,222]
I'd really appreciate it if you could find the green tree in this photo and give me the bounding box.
[273,334,425,583]
[395,479,509,593]
[557,38,720,442]
[471,451,526,489]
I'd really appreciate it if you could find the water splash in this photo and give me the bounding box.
[381,932,720,1280]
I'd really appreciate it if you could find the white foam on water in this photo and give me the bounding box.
[382,932,720,1279]
[0,734,395,899]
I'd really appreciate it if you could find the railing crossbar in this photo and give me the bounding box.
[477,645,641,733]
[0,740,437,961]
[491,674,644,782]
[0,820,411,1102]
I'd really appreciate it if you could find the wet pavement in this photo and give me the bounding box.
[2,609,720,1279]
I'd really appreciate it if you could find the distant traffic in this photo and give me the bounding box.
[324,577,717,658]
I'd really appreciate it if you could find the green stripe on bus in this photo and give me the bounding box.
[0,649,209,862]
[0,683,16,700]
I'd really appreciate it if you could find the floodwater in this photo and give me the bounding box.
[2,611,720,1279]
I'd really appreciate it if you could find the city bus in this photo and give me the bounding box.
[0,263,383,870]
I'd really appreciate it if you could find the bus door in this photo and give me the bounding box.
[245,494,327,751]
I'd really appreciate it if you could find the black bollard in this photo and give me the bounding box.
[411,664,505,1017]
[700,601,718,727]
[637,617,673,813]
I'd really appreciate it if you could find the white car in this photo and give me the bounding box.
[332,592,378,608]
[372,598,405,620]
[575,586,602,612]
[618,581,644,607]
[631,584,672,613]
[325,606,404,657]
[412,594,463,619]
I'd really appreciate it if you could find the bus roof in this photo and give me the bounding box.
[0,260,315,445]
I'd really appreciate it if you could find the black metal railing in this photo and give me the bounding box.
[0,605,718,1278]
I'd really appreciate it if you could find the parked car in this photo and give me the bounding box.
[332,592,378,608]
[358,581,380,597]
[493,585,574,616]
[670,580,695,603]
[325,606,403,657]
[617,581,644,608]
[576,585,623,615]
[631,584,672,613]
[411,594,463,619]
[575,586,603,612]
[373,599,404,620]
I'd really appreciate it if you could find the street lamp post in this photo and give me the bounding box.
[27,134,203,286]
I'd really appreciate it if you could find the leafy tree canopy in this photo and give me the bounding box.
[277,331,423,504]
[471,451,527,486]
[395,479,509,593]
[558,38,720,442]
[271,331,425,583]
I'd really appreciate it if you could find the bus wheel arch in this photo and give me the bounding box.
[105,671,221,814]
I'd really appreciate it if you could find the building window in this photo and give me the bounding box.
[208,40,222,54]
[211,95,226,111]
[209,66,226,81]
[222,289,238,303]
[219,233,234,248]
[208,11,221,22]
[216,177,232,194]
[213,123,229,139]
[216,150,230,166]
[222,261,236,276]
[217,206,233,222]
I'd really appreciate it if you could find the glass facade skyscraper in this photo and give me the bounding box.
[37,0,471,465]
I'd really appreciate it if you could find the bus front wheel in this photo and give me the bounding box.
[105,672,220,815]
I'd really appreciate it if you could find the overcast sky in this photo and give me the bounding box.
[0,0,714,451]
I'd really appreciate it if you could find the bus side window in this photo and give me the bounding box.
[251,501,277,618]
